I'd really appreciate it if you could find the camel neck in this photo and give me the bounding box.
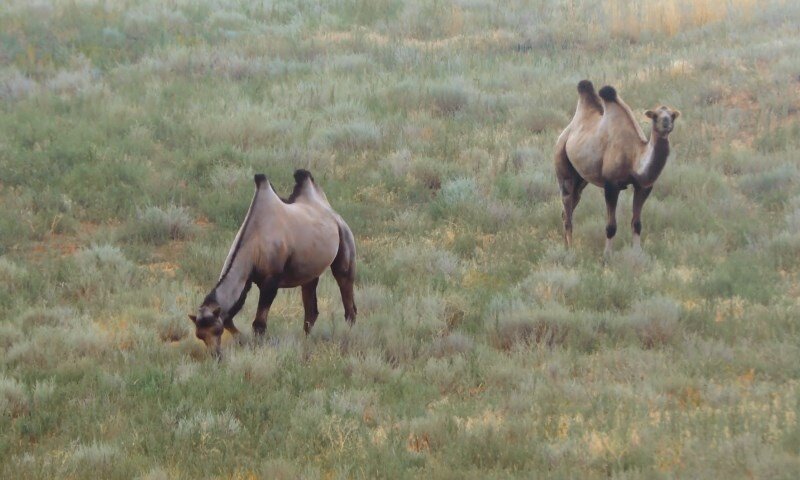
[211,258,252,317]
[635,131,670,187]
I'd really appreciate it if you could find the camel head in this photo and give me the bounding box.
[645,106,680,137]
[188,303,223,356]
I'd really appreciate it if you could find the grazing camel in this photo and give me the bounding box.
[554,80,680,254]
[189,170,357,356]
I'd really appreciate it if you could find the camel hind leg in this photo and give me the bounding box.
[301,277,320,334]
[555,146,587,248]
[331,223,357,325]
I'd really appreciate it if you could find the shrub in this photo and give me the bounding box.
[69,245,137,299]
[0,257,27,299]
[129,205,195,244]
[423,356,468,392]
[314,121,381,152]
[224,347,280,385]
[440,177,478,206]
[174,410,242,438]
[0,67,36,101]
[429,331,474,358]
[137,468,170,480]
[259,459,300,480]
[0,375,29,418]
[698,251,778,303]
[156,315,190,342]
[0,323,23,350]
[346,352,397,384]
[330,388,376,417]
[427,82,471,116]
[514,107,569,134]
[519,267,580,304]
[68,442,119,476]
[737,165,798,206]
[31,379,56,407]
[487,300,592,351]
[627,296,681,349]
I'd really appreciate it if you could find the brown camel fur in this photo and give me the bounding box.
[189,170,357,356]
[554,80,680,254]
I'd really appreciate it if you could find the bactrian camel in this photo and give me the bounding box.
[554,80,680,254]
[189,170,357,356]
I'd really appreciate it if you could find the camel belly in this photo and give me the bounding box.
[565,137,603,185]
[279,219,339,288]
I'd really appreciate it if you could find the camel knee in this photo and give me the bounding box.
[632,220,642,235]
[606,224,617,239]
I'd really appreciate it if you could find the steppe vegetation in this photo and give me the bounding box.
[1,0,799,478]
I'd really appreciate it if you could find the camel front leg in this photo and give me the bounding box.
[253,278,279,338]
[301,277,320,334]
[223,317,242,344]
[632,185,653,251]
[603,183,620,256]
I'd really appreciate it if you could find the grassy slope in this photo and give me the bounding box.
[1,0,799,478]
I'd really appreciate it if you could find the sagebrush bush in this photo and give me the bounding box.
[429,331,474,358]
[627,296,682,348]
[486,300,594,351]
[314,121,382,152]
[348,344,396,379]
[129,205,195,244]
[224,347,280,385]
[427,82,471,116]
[155,315,190,342]
[19,307,77,331]
[519,267,580,304]
[0,67,36,101]
[0,375,28,418]
[69,245,137,298]
[174,410,242,438]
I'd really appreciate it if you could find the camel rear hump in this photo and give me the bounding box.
[287,169,331,206]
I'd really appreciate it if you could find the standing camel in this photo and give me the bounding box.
[189,170,357,357]
[554,80,680,254]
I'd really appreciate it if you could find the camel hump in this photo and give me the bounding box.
[598,86,617,102]
[576,80,603,115]
[287,169,324,203]
[294,169,314,184]
[577,80,595,94]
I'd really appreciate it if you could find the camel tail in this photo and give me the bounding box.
[576,80,603,115]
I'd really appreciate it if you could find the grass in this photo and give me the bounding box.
[1,0,800,478]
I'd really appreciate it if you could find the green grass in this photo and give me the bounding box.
[2,0,800,478]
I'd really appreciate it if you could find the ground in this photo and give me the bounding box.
[1,0,799,478]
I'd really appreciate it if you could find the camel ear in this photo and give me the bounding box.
[188,314,197,325]
[671,110,680,120]
[644,110,656,119]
